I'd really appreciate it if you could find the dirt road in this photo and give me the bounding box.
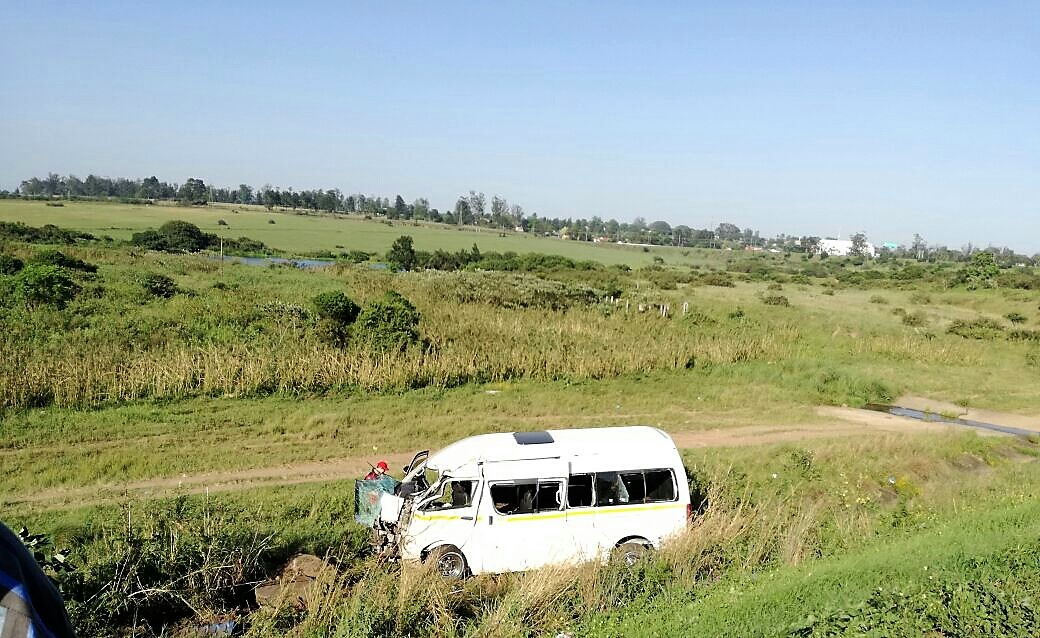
[12,403,1010,511]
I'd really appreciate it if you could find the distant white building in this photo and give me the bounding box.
[818,238,876,258]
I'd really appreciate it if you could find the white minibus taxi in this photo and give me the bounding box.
[365,426,691,579]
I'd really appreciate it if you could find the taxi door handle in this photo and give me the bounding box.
[461,516,474,520]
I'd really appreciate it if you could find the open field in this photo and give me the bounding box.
[4,211,1040,636]
[0,199,698,267]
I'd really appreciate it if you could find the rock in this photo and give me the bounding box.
[254,554,330,608]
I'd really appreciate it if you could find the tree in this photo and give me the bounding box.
[178,178,208,205]
[412,198,430,220]
[849,232,869,257]
[454,198,472,226]
[963,251,999,289]
[715,222,741,241]
[236,184,253,205]
[387,235,417,271]
[392,195,409,220]
[467,191,485,224]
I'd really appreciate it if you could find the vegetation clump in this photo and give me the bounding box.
[947,317,1005,340]
[762,294,790,307]
[0,253,24,275]
[0,220,95,244]
[141,273,178,299]
[131,220,270,256]
[10,264,79,308]
[1005,311,1027,324]
[312,291,362,346]
[353,291,421,352]
[31,249,98,273]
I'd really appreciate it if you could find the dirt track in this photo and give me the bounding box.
[12,403,1012,511]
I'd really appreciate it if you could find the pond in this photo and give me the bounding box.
[212,255,388,270]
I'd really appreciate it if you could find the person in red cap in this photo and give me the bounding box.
[365,460,390,480]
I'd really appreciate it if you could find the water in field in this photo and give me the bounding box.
[211,255,390,270]
[864,404,1036,437]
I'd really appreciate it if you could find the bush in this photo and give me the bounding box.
[31,249,97,273]
[0,254,24,275]
[1005,311,1027,324]
[268,219,276,224]
[0,221,95,244]
[1008,329,1040,342]
[312,291,361,325]
[762,294,790,307]
[141,273,178,299]
[13,264,79,308]
[947,318,1005,340]
[767,282,783,291]
[132,221,210,253]
[354,291,421,352]
[902,310,927,327]
[312,291,361,347]
[869,295,889,305]
[342,250,371,264]
[702,272,735,287]
[217,219,228,226]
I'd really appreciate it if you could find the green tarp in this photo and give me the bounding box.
[354,476,400,526]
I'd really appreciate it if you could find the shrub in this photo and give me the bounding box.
[648,270,679,290]
[268,219,276,224]
[31,249,97,273]
[13,264,79,308]
[767,282,783,291]
[354,291,421,352]
[762,294,790,307]
[869,295,889,305]
[132,221,210,253]
[947,317,1005,340]
[0,221,94,244]
[0,254,23,275]
[158,220,209,252]
[702,272,735,287]
[141,273,178,299]
[1005,311,1027,324]
[313,291,361,347]
[342,250,371,264]
[217,219,228,226]
[1008,329,1040,342]
[902,311,927,327]
[312,291,361,325]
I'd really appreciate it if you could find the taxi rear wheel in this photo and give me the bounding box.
[614,541,651,567]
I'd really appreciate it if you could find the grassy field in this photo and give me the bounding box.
[0,199,698,267]
[3,208,1040,636]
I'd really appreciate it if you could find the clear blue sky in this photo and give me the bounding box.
[2,1,1037,251]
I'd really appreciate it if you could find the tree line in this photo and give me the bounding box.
[10,172,1037,264]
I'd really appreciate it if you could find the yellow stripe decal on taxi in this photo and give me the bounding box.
[412,513,461,521]
[504,502,685,522]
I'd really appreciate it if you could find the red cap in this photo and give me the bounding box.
[376,461,389,471]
